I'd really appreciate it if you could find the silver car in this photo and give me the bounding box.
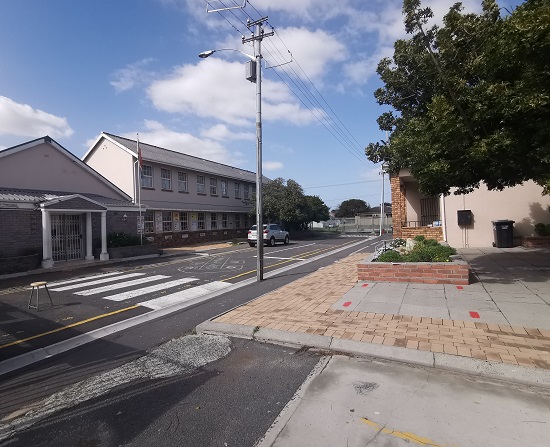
[248,224,290,247]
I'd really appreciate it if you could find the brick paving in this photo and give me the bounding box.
[214,253,550,369]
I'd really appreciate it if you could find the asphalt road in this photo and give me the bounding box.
[0,235,385,421]
[0,336,323,447]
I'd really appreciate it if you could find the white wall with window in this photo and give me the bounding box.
[173,211,188,231]
[235,182,241,199]
[144,210,154,233]
[221,213,228,229]
[210,212,217,229]
[197,175,205,194]
[162,211,172,231]
[221,179,228,197]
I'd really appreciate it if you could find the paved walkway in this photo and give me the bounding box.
[208,247,550,371]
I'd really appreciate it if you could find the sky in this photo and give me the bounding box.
[0,0,517,212]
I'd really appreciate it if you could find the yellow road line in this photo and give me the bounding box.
[222,240,360,282]
[361,418,444,447]
[0,305,140,350]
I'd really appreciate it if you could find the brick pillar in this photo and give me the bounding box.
[390,174,406,239]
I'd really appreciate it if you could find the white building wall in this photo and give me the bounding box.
[443,181,550,248]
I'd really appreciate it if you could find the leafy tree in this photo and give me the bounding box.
[366,0,550,196]
[251,178,330,230]
[333,199,371,217]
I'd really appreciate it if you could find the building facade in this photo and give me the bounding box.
[391,169,550,248]
[0,137,138,272]
[83,133,258,247]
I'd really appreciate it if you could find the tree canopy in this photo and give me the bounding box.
[366,0,550,196]
[251,178,330,230]
[333,199,371,218]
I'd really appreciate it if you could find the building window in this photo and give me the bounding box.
[210,213,217,229]
[178,172,188,193]
[162,211,172,232]
[210,177,217,195]
[141,165,153,188]
[244,214,249,228]
[174,211,188,231]
[144,211,154,233]
[198,212,206,230]
[197,175,205,194]
[161,169,171,190]
[235,213,241,228]
[221,213,228,229]
[244,184,250,200]
[220,179,228,197]
[235,182,241,199]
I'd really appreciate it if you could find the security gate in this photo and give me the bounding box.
[51,214,83,261]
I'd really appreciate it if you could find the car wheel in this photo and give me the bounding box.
[269,237,275,247]
[248,242,255,247]
[284,235,289,245]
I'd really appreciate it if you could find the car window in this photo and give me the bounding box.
[251,225,257,230]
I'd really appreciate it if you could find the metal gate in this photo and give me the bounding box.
[420,198,440,227]
[51,214,83,261]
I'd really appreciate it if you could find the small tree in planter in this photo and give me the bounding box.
[107,232,143,247]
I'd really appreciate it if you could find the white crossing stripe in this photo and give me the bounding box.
[74,275,171,296]
[48,271,125,287]
[138,281,231,310]
[102,278,199,301]
[50,273,145,291]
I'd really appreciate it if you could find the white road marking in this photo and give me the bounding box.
[102,278,199,301]
[49,273,145,291]
[260,256,306,261]
[267,243,316,254]
[48,271,125,287]
[138,281,231,310]
[74,275,171,296]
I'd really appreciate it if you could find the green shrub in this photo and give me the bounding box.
[107,232,142,248]
[404,244,456,262]
[534,223,550,236]
[375,250,404,262]
[414,235,426,242]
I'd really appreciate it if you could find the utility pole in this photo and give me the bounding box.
[243,17,273,281]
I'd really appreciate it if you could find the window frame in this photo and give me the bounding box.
[244,184,250,200]
[210,212,217,229]
[197,212,206,230]
[160,169,172,191]
[144,210,154,233]
[197,175,205,194]
[221,179,228,197]
[177,171,188,193]
[234,182,241,199]
[235,213,241,229]
[162,211,172,232]
[210,177,218,196]
[141,165,153,188]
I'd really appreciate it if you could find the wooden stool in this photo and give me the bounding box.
[28,281,53,311]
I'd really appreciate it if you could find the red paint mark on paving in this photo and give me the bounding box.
[469,311,480,319]
[456,286,464,290]
[362,283,369,287]
[343,301,352,307]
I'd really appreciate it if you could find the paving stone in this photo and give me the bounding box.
[398,304,449,320]
[448,309,510,326]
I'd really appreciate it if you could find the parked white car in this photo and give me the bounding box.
[248,224,290,247]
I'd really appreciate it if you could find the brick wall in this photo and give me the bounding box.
[390,174,406,238]
[521,236,550,248]
[357,260,470,285]
[401,226,444,241]
[0,209,43,258]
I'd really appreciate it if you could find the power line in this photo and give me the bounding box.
[304,179,382,189]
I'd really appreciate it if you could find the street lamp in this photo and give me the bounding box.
[199,44,265,281]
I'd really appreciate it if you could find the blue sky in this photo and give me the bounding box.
[0,0,516,212]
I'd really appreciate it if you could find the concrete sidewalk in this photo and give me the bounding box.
[198,247,550,387]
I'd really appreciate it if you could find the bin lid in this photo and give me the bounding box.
[492,220,515,224]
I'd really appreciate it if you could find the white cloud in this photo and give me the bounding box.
[110,58,156,93]
[263,161,283,171]
[148,58,321,126]
[0,96,73,139]
[200,124,254,142]
[122,120,244,166]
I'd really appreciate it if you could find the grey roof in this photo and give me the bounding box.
[104,133,267,183]
[0,188,136,207]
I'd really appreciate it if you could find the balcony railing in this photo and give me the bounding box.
[402,215,441,227]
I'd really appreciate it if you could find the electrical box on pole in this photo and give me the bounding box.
[245,60,257,83]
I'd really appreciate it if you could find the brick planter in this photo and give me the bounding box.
[521,236,550,248]
[357,254,470,285]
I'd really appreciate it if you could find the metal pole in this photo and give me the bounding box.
[255,23,264,281]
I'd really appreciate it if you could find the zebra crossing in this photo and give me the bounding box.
[48,271,231,310]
